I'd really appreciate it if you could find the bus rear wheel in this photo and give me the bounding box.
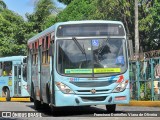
[5,88,11,101]
[106,104,116,112]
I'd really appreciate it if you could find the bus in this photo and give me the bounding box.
[27,20,129,112]
[0,56,29,101]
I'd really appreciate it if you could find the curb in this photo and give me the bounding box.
[119,101,160,107]
[0,97,30,102]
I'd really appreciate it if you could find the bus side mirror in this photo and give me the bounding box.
[49,44,54,56]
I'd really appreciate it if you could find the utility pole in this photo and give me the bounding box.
[135,0,139,59]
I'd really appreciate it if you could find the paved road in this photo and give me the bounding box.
[0,102,160,119]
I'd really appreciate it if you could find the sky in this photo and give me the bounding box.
[4,0,66,19]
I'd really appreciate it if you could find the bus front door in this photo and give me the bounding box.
[14,65,21,97]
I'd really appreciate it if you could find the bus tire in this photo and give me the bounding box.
[34,99,41,110]
[106,104,116,112]
[5,88,11,101]
[33,91,41,110]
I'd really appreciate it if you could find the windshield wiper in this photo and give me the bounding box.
[72,37,87,61]
[72,37,85,54]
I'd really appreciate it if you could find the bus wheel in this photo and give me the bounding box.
[33,92,41,110]
[5,88,11,101]
[106,104,116,112]
[34,99,41,110]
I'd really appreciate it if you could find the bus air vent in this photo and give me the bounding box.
[81,96,107,102]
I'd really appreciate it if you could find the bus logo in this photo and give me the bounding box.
[91,89,96,94]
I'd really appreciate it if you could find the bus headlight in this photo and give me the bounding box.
[112,80,129,93]
[56,82,74,94]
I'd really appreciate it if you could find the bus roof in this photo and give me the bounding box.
[27,20,124,44]
[0,56,26,62]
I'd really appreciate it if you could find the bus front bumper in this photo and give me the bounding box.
[54,88,130,107]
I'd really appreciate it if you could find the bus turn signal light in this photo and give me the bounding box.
[115,96,126,101]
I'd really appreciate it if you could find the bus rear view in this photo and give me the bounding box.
[28,20,129,112]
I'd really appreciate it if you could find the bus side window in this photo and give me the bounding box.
[3,62,12,76]
[42,35,51,64]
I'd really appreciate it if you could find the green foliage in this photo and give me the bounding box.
[57,0,96,22]
[92,0,134,41]
[0,9,27,56]
[44,14,56,29]
[26,0,57,33]
[140,82,151,101]
[0,0,6,11]
[57,0,72,5]
[0,0,58,57]
[139,0,160,51]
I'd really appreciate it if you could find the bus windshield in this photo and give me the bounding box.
[57,38,127,77]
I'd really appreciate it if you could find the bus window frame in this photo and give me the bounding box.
[42,35,51,65]
[31,42,38,65]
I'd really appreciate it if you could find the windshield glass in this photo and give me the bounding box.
[57,38,127,77]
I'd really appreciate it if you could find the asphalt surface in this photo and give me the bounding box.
[0,101,160,118]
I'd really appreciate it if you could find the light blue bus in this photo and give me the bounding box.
[27,20,129,112]
[0,56,29,101]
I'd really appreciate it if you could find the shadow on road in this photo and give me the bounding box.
[26,104,126,117]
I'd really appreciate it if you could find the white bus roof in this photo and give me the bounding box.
[0,56,26,62]
[27,20,124,44]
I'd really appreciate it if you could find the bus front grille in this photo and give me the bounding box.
[77,89,110,93]
[81,96,107,102]
[70,81,116,87]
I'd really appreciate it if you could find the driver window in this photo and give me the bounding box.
[3,62,12,76]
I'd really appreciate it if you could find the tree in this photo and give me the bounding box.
[26,0,57,33]
[88,0,160,52]
[0,9,27,56]
[57,0,96,22]
[0,0,6,11]
[57,0,72,5]
[44,14,56,28]
[138,0,160,51]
